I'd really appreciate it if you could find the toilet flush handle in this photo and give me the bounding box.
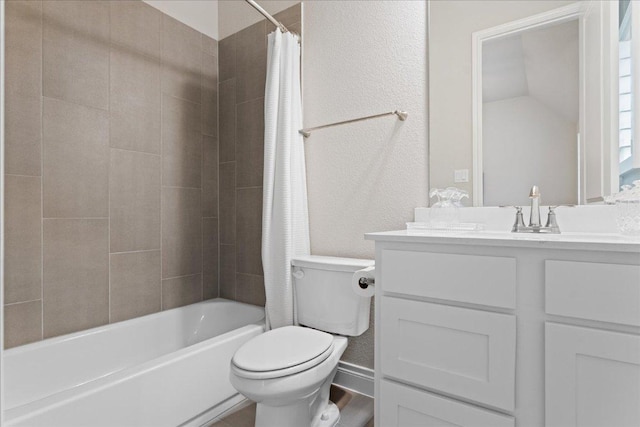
[292,269,305,279]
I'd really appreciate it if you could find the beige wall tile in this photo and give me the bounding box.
[162,94,202,188]
[218,79,237,162]
[5,1,43,176]
[202,53,219,138]
[219,162,236,245]
[5,175,42,304]
[235,21,266,104]
[43,98,109,218]
[273,5,302,29]
[110,47,161,155]
[162,274,202,310]
[43,219,109,338]
[203,34,218,57]
[5,95,42,176]
[161,187,202,278]
[161,15,202,104]
[43,0,109,110]
[202,135,219,217]
[236,188,263,276]
[5,1,42,100]
[220,244,236,299]
[236,98,264,188]
[110,0,161,59]
[110,149,161,253]
[203,218,219,299]
[218,34,236,83]
[110,251,161,323]
[236,274,265,307]
[5,300,43,349]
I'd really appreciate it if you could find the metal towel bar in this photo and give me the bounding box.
[299,110,408,138]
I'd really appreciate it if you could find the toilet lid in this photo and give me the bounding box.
[232,326,334,372]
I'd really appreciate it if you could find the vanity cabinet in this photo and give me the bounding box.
[367,231,640,427]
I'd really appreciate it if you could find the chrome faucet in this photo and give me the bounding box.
[503,186,573,234]
[529,185,542,227]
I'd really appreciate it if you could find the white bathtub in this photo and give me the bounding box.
[3,298,265,427]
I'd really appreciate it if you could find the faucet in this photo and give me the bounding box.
[503,185,573,234]
[529,185,541,227]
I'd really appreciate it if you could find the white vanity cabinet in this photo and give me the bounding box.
[367,231,640,427]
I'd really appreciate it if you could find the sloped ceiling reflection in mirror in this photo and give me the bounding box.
[483,19,579,123]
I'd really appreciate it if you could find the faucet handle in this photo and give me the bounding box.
[545,205,574,231]
[500,206,525,232]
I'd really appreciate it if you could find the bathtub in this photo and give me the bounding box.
[3,298,265,427]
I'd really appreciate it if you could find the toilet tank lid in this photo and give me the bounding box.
[291,255,374,272]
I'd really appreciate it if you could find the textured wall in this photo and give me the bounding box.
[217,5,301,305]
[302,1,429,368]
[4,0,219,348]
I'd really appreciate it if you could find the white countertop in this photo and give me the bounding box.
[365,229,640,253]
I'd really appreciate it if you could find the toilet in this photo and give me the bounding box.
[229,255,374,427]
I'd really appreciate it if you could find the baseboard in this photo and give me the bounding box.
[333,361,375,398]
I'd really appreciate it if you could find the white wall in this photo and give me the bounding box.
[429,0,574,204]
[144,0,219,40]
[483,96,578,206]
[218,0,299,40]
[302,1,429,259]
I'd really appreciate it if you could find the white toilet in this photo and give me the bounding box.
[229,255,374,427]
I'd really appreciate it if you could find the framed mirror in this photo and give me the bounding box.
[428,0,635,207]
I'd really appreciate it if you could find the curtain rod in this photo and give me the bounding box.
[245,0,289,33]
[299,110,409,138]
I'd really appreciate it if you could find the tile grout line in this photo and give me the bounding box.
[108,3,112,325]
[41,94,109,113]
[233,41,238,302]
[5,299,43,308]
[40,1,44,341]
[201,41,205,302]
[110,248,161,256]
[163,272,201,281]
[160,13,164,312]
[216,40,221,301]
[110,146,161,157]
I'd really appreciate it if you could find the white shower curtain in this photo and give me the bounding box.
[262,29,310,330]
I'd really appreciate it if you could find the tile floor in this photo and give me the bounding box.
[209,385,374,427]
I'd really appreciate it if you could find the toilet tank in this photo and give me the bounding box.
[291,255,374,336]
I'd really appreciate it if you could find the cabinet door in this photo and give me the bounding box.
[381,297,516,411]
[546,323,640,427]
[379,380,515,427]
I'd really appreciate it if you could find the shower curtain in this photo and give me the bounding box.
[262,29,310,330]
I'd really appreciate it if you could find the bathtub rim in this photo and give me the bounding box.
[3,298,264,357]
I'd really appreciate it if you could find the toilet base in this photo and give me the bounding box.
[314,402,340,427]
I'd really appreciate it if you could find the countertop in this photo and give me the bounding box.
[365,230,640,253]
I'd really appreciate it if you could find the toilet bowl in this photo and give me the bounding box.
[230,326,348,427]
[229,255,374,427]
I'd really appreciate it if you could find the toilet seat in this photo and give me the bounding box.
[231,326,335,380]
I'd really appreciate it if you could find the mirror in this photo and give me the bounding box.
[428,1,631,206]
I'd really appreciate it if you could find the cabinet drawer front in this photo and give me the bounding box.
[379,380,515,427]
[545,260,640,326]
[381,297,516,411]
[545,323,640,427]
[381,249,516,308]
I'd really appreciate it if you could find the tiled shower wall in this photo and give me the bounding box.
[4,0,219,348]
[217,5,301,305]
